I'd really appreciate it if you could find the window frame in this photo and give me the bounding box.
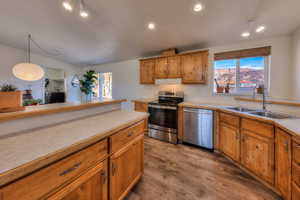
[213,56,270,96]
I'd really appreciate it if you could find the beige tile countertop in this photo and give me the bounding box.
[0,110,148,187]
[179,102,300,138]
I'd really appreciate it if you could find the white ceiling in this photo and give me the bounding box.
[0,0,300,66]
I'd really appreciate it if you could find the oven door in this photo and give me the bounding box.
[148,104,177,131]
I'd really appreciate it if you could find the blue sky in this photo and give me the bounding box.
[215,56,264,69]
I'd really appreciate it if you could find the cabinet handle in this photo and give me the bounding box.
[101,170,107,184]
[59,162,81,176]
[127,132,134,137]
[112,163,117,176]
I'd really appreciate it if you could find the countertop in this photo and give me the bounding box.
[179,102,300,138]
[131,98,156,103]
[0,98,126,122]
[0,110,148,187]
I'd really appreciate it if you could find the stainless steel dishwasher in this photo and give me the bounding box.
[183,108,213,150]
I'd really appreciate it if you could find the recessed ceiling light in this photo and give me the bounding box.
[241,32,250,37]
[63,0,72,11]
[194,3,203,12]
[148,23,156,30]
[256,26,266,33]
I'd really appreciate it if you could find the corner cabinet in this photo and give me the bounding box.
[140,59,155,84]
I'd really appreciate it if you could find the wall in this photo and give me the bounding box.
[85,35,293,111]
[291,27,300,99]
[0,43,81,102]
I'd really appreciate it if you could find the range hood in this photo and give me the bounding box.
[155,78,182,85]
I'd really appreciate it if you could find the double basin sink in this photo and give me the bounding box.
[225,106,296,119]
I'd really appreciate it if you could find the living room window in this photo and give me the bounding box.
[93,72,112,99]
[213,46,271,95]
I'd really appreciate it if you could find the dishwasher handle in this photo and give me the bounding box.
[184,108,213,115]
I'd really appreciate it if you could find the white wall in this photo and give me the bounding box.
[0,43,81,102]
[86,35,293,111]
[292,27,300,99]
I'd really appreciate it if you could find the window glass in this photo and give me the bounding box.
[93,72,112,99]
[214,59,237,92]
[239,57,265,88]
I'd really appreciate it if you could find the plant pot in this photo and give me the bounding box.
[216,87,224,93]
[0,91,23,112]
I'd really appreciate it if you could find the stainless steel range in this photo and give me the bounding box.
[148,91,184,144]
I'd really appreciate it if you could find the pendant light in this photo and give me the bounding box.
[80,0,89,18]
[63,0,73,11]
[12,35,45,81]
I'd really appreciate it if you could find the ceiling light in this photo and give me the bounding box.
[241,32,250,37]
[62,0,72,11]
[148,23,155,30]
[194,3,203,12]
[256,26,266,33]
[80,0,89,18]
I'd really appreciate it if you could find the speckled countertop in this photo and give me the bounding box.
[0,110,148,186]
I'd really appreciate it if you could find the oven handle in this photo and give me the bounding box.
[148,104,177,110]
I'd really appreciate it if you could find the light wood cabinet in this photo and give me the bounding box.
[241,130,274,184]
[292,182,300,200]
[219,123,240,161]
[140,59,155,84]
[110,135,144,200]
[155,57,168,79]
[167,56,182,78]
[181,51,208,84]
[134,102,148,113]
[47,160,108,200]
[275,128,292,200]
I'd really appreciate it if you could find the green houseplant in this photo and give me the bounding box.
[0,84,24,112]
[79,70,98,102]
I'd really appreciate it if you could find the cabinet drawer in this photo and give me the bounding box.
[110,121,145,153]
[219,112,239,127]
[293,162,300,186]
[241,118,274,138]
[135,102,148,113]
[1,139,108,200]
[294,142,300,164]
[292,182,300,200]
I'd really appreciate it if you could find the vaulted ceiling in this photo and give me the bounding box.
[0,0,299,66]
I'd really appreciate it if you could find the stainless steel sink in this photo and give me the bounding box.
[225,106,256,112]
[249,111,296,119]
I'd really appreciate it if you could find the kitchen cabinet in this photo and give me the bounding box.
[110,135,144,200]
[167,56,182,78]
[181,51,208,84]
[155,57,169,79]
[292,141,300,200]
[140,59,155,84]
[241,130,274,184]
[275,128,292,200]
[134,102,148,113]
[292,182,300,200]
[47,160,108,200]
[219,123,240,161]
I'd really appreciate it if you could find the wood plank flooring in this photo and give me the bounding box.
[125,137,281,200]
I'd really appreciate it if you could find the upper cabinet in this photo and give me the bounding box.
[140,59,155,84]
[181,51,208,84]
[139,50,208,84]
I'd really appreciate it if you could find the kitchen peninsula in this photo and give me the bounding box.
[0,99,148,200]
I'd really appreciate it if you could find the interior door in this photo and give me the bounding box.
[219,123,240,161]
[167,56,181,78]
[241,130,274,184]
[47,161,108,200]
[110,136,144,200]
[140,59,155,84]
[275,128,292,200]
[155,57,168,79]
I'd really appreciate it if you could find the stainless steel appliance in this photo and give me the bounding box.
[183,108,214,150]
[148,91,184,144]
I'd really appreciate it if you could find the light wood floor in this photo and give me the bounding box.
[125,137,281,200]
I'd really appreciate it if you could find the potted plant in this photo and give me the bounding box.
[79,70,98,102]
[23,99,43,106]
[0,84,24,112]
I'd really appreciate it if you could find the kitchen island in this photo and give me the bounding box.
[0,99,148,200]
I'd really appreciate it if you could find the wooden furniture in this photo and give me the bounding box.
[160,48,177,57]
[292,140,300,200]
[139,50,208,84]
[134,102,148,113]
[0,119,147,200]
[140,59,155,84]
[0,91,24,113]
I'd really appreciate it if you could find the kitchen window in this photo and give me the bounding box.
[213,46,271,95]
[93,72,112,99]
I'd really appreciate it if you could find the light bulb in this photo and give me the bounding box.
[241,32,250,37]
[148,23,155,30]
[256,26,266,33]
[80,1,89,18]
[63,1,72,11]
[194,3,203,12]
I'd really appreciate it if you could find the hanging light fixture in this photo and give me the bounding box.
[80,0,89,18]
[12,35,45,81]
[62,0,73,11]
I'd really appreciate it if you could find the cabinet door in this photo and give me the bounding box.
[181,51,208,84]
[110,136,144,200]
[134,102,148,113]
[155,57,168,79]
[275,128,292,200]
[241,130,274,184]
[140,59,155,84]
[219,123,240,161]
[167,56,181,78]
[47,160,108,200]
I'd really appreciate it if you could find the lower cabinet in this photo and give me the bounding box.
[47,160,108,200]
[275,128,292,200]
[240,130,274,184]
[219,123,240,162]
[110,135,144,200]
